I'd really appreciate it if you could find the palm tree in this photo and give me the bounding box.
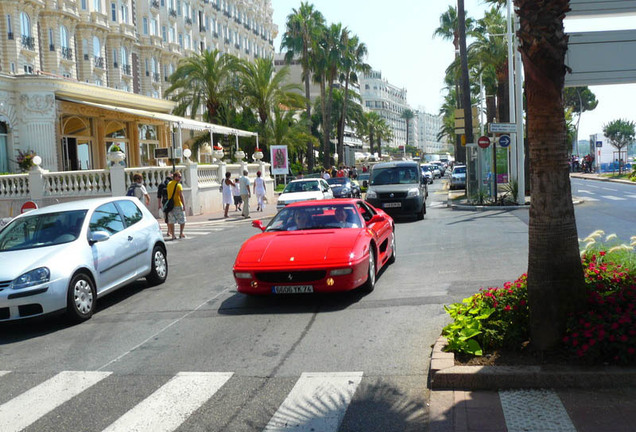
[281,2,325,171]
[316,22,345,168]
[514,0,586,351]
[469,7,510,122]
[400,109,415,150]
[434,6,475,163]
[238,57,305,152]
[362,111,382,156]
[337,32,370,163]
[165,49,239,125]
[268,106,318,165]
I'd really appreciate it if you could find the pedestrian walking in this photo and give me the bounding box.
[127,173,150,206]
[222,172,234,218]
[253,171,266,212]
[239,170,251,218]
[232,178,242,212]
[167,171,186,239]
[157,173,172,237]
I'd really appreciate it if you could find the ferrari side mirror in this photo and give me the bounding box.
[367,214,385,224]
[252,220,265,232]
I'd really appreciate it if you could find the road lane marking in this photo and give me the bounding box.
[583,197,599,201]
[500,389,576,432]
[102,372,233,432]
[604,195,626,201]
[0,371,111,432]
[264,372,363,432]
[576,189,594,194]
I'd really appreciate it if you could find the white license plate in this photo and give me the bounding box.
[273,285,314,294]
[383,202,401,208]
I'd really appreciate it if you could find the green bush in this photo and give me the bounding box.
[443,232,636,365]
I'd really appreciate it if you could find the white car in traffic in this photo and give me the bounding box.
[276,178,334,210]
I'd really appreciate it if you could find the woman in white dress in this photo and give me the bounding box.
[253,171,266,212]
[222,171,234,218]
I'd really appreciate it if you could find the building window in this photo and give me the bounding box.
[120,4,128,23]
[0,122,8,173]
[93,0,102,13]
[143,17,148,35]
[139,125,159,166]
[20,12,30,37]
[93,36,101,57]
[162,25,167,42]
[111,2,117,21]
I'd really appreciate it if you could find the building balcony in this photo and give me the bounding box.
[185,17,192,26]
[21,35,35,51]
[234,43,240,49]
[153,72,160,82]
[169,9,177,18]
[61,46,73,60]
[8,32,14,40]
[90,11,109,27]
[224,38,230,44]
[93,56,105,69]
[49,44,56,51]
[150,0,160,9]
[122,64,132,75]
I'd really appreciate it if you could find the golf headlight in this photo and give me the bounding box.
[407,188,420,197]
[366,189,377,199]
[12,267,50,289]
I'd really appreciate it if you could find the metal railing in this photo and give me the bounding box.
[21,35,35,50]
[61,47,73,60]
[93,56,105,68]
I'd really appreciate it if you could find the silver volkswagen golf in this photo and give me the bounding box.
[0,197,168,322]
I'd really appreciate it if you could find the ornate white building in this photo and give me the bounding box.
[413,108,450,155]
[0,0,276,173]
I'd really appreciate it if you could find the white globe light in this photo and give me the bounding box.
[32,155,42,166]
[183,148,192,158]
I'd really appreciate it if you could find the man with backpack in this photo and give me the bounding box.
[127,173,150,206]
[157,173,172,236]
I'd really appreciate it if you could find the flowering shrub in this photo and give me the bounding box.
[213,145,223,151]
[255,148,262,152]
[16,149,37,172]
[444,232,635,364]
[443,274,529,355]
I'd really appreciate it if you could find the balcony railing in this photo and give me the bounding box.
[234,43,239,49]
[49,44,56,51]
[21,35,35,50]
[185,17,192,25]
[61,46,73,60]
[122,64,131,75]
[150,0,159,9]
[153,72,160,82]
[93,56,105,68]
[199,25,206,33]
[169,8,177,17]
[224,38,230,44]
[7,32,13,40]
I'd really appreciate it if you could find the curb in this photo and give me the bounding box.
[429,336,636,390]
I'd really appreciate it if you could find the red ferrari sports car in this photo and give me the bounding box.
[233,199,396,295]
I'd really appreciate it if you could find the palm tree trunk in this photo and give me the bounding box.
[320,80,330,168]
[303,52,314,171]
[325,83,335,167]
[516,0,586,351]
[337,76,350,164]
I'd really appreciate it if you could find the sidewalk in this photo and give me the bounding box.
[428,337,636,432]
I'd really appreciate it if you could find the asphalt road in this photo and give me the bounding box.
[0,180,555,432]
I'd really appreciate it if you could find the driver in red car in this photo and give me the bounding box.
[334,207,359,228]
[289,209,313,230]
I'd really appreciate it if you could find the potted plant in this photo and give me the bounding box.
[107,144,126,163]
[253,148,264,160]
[16,149,37,172]
[212,145,224,160]
[234,149,245,160]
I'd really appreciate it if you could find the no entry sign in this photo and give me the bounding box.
[477,136,491,149]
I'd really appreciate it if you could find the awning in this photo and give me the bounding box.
[59,98,258,138]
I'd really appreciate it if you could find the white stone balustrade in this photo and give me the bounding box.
[0,162,273,218]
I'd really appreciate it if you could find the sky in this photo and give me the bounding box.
[271,0,636,143]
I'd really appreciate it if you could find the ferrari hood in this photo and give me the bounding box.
[235,229,364,267]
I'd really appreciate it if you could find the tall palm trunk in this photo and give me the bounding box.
[303,44,314,171]
[515,0,585,350]
[337,77,350,164]
[320,80,330,168]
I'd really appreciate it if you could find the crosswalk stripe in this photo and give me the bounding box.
[102,372,233,432]
[264,372,363,432]
[0,371,111,432]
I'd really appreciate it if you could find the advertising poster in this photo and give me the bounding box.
[270,145,289,175]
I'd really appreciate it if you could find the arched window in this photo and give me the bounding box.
[92,36,101,57]
[20,12,30,37]
[120,46,128,66]
[60,25,68,49]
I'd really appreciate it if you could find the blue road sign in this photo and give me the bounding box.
[498,134,511,148]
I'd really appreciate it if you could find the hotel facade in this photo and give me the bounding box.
[0,0,276,173]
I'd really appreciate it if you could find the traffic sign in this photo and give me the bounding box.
[498,134,511,148]
[21,201,38,213]
[488,123,517,133]
[477,136,491,148]
[596,141,603,147]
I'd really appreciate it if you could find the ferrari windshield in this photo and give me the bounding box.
[371,166,419,185]
[267,204,363,231]
[0,210,87,251]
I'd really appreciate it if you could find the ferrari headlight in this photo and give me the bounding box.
[12,267,50,290]
[234,272,252,279]
[407,188,420,197]
[366,189,377,199]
